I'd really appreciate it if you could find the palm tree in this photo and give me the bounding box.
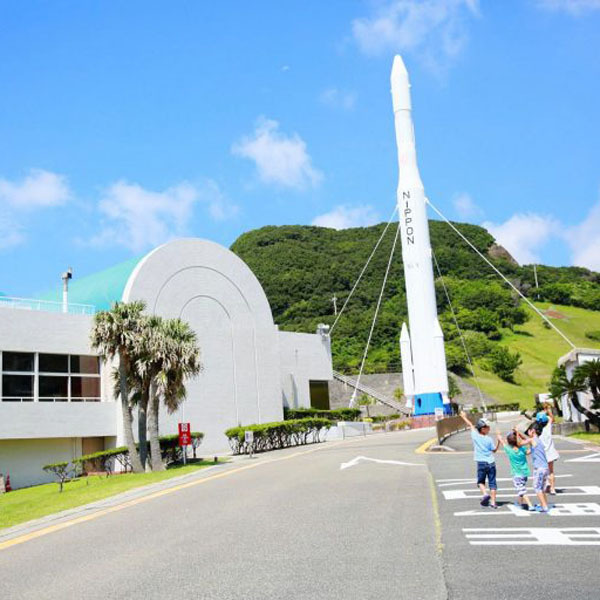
[576,359,600,409]
[549,365,600,429]
[90,301,146,473]
[148,319,202,471]
[131,315,164,470]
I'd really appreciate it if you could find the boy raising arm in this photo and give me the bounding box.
[460,411,500,508]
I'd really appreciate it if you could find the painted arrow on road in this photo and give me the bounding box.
[340,456,425,470]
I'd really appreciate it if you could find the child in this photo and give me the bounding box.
[537,406,560,494]
[515,423,551,513]
[460,411,500,508]
[496,431,535,511]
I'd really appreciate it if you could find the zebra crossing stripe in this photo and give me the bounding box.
[443,486,600,500]
[454,502,600,518]
[566,452,600,463]
[463,527,600,545]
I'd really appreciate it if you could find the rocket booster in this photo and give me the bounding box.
[391,55,449,400]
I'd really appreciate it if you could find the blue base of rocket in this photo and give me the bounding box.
[413,392,451,416]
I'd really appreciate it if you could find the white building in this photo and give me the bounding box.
[557,347,600,422]
[0,239,332,488]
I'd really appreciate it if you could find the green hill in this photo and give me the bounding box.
[231,222,600,408]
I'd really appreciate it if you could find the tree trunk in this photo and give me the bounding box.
[148,381,165,471]
[119,352,144,473]
[569,390,600,429]
[138,384,150,470]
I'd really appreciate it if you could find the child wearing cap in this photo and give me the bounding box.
[496,431,535,511]
[516,423,551,513]
[460,411,500,509]
[537,406,560,495]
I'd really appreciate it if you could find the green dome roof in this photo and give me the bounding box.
[37,255,143,311]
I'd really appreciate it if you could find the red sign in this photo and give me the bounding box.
[178,422,191,446]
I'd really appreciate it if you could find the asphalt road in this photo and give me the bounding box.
[1,424,599,600]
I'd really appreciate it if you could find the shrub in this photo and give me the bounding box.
[488,347,523,382]
[369,413,401,423]
[284,407,361,422]
[225,418,332,455]
[585,330,600,342]
[43,461,78,492]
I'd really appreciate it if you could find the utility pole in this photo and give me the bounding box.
[533,264,539,299]
[332,294,338,316]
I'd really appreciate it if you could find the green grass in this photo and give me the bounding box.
[569,432,600,445]
[463,302,600,409]
[0,460,223,530]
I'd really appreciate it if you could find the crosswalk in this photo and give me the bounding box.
[436,468,600,546]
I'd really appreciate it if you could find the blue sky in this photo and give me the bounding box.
[1,0,600,298]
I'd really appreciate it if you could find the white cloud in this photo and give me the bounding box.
[566,200,600,271]
[232,117,323,189]
[0,169,70,250]
[452,192,482,219]
[0,169,70,209]
[352,0,479,69]
[320,88,357,111]
[312,205,380,229]
[535,0,600,14]
[482,213,559,265]
[90,179,238,251]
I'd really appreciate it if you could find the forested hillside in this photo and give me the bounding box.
[231,221,600,404]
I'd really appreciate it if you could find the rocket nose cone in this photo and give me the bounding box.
[390,55,411,111]
[391,55,408,79]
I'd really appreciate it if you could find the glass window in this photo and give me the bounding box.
[71,377,100,400]
[3,352,34,372]
[39,376,68,401]
[70,355,100,374]
[2,374,34,401]
[39,354,69,373]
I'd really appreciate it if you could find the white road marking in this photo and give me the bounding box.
[437,474,572,488]
[567,452,600,463]
[454,503,600,518]
[443,486,600,500]
[339,456,424,470]
[463,527,600,545]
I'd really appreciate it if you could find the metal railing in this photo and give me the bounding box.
[332,370,411,415]
[0,296,95,316]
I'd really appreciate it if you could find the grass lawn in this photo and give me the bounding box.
[569,432,600,445]
[0,459,224,530]
[463,302,600,409]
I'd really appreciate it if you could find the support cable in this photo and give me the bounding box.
[350,220,401,407]
[330,205,399,335]
[432,250,487,411]
[426,199,576,350]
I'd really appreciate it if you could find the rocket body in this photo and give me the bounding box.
[391,55,449,408]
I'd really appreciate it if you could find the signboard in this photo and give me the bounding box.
[434,407,444,421]
[178,422,191,446]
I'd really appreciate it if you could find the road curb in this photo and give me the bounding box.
[415,437,438,454]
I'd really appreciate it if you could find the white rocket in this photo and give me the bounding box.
[391,55,449,412]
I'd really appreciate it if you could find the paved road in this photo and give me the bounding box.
[0,429,445,600]
[1,425,599,600]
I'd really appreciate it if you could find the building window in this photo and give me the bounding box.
[2,374,34,401]
[1,352,101,402]
[3,352,34,372]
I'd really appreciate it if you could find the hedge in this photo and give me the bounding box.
[225,418,331,455]
[369,413,401,423]
[283,407,361,422]
[73,432,204,474]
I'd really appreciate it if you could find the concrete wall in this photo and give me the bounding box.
[0,403,116,439]
[0,438,82,489]
[122,239,286,452]
[279,330,333,409]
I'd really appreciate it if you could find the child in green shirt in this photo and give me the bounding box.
[497,431,535,511]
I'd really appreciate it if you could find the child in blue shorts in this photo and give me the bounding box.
[460,411,500,508]
[516,423,551,513]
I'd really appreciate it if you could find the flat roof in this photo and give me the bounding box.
[558,347,600,367]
